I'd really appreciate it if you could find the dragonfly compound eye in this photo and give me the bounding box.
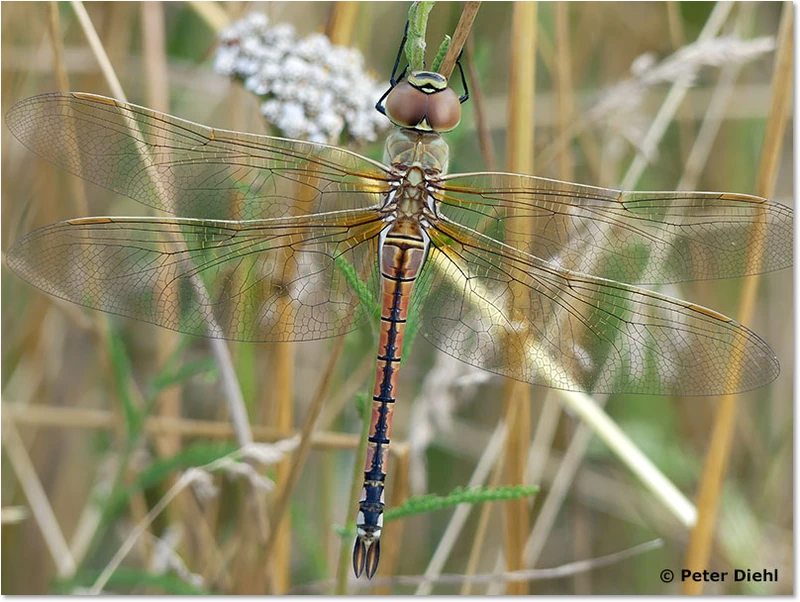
[384,81,429,130]
[385,72,461,133]
[425,86,461,132]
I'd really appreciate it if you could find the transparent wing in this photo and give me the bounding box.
[436,172,793,285]
[5,93,394,220]
[414,218,779,396]
[6,210,384,342]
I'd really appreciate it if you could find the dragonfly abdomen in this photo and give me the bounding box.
[353,221,429,579]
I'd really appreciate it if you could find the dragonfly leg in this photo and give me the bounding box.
[456,50,469,104]
[376,21,411,116]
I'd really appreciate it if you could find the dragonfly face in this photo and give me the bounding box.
[4,72,792,581]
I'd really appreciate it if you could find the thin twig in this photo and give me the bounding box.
[524,398,607,566]
[87,441,296,594]
[554,1,574,181]
[70,0,126,100]
[415,420,508,594]
[373,446,411,593]
[618,1,735,189]
[261,335,347,588]
[2,506,30,525]
[2,404,361,450]
[295,539,663,593]
[438,1,481,80]
[2,420,77,577]
[465,33,497,171]
[677,52,746,190]
[460,438,506,595]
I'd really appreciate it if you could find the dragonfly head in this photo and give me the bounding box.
[384,70,462,133]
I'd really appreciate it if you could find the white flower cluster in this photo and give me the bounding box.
[214,12,391,144]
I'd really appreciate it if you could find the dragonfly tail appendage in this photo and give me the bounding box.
[352,533,381,580]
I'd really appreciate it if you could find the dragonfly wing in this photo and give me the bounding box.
[6,93,394,219]
[416,219,779,396]
[436,172,792,285]
[7,210,384,342]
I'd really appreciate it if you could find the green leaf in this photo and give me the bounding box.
[430,34,451,73]
[336,485,540,538]
[106,326,140,439]
[335,255,379,318]
[354,390,370,416]
[385,485,540,521]
[150,357,217,393]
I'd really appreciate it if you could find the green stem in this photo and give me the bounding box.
[407,1,436,70]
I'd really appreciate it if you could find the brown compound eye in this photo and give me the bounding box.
[426,87,461,132]
[384,81,428,129]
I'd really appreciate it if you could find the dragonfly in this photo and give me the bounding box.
[5,55,792,582]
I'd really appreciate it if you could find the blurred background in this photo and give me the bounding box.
[1,1,793,594]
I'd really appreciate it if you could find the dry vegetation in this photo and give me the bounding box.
[1,1,793,594]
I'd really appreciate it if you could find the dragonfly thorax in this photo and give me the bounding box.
[384,128,449,175]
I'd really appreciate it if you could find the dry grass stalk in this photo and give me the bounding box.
[139,0,181,465]
[186,0,230,32]
[336,386,372,595]
[45,2,89,238]
[267,318,296,593]
[503,1,537,594]
[326,1,360,46]
[524,399,606,567]
[138,2,227,577]
[554,2,574,182]
[88,439,298,594]
[438,1,481,80]
[461,450,505,594]
[617,1,736,189]
[2,404,365,450]
[46,2,70,93]
[414,420,507,595]
[262,334,347,591]
[74,0,256,451]
[373,445,410,594]
[681,4,793,594]
[2,506,30,525]
[2,420,76,577]
[465,33,497,171]
[665,0,696,163]
[677,56,745,191]
[678,4,756,192]
[70,1,125,99]
[298,539,662,593]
